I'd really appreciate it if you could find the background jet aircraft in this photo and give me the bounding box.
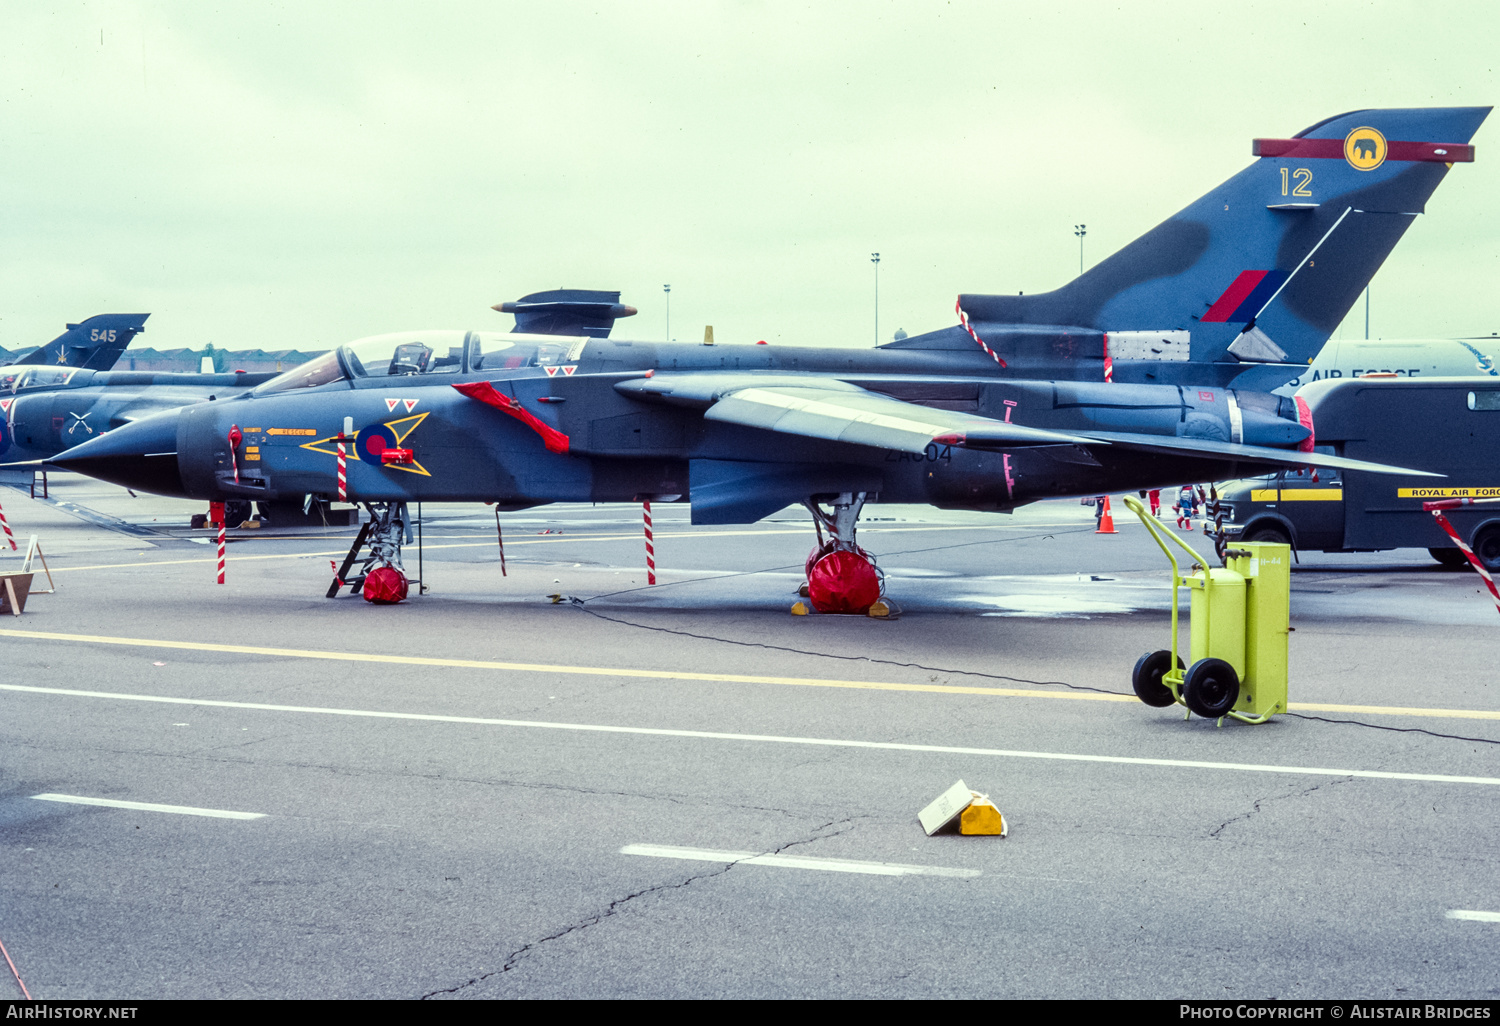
[1280,335,1500,391]
[53,107,1486,606]
[493,288,638,337]
[0,313,150,377]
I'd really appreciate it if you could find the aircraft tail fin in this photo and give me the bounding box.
[494,289,637,338]
[943,107,1489,377]
[15,313,150,370]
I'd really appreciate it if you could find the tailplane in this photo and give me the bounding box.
[493,289,637,338]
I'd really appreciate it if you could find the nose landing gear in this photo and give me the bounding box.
[328,501,414,603]
[798,492,889,615]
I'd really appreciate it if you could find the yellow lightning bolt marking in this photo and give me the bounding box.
[298,411,432,477]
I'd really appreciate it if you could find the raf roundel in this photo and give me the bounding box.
[354,423,399,465]
[1344,126,1387,171]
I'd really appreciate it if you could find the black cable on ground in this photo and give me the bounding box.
[571,602,1500,743]
[1284,712,1500,746]
[582,525,1097,603]
[566,598,1129,696]
[568,523,1496,745]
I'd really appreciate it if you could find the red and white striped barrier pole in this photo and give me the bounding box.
[336,438,348,502]
[0,497,15,551]
[1425,498,1500,617]
[643,500,656,585]
[216,519,226,584]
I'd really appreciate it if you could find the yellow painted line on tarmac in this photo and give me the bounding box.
[41,522,1067,573]
[1,628,1496,723]
[0,627,1126,701]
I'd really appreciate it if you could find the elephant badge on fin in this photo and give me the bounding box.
[1345,128,1386,168]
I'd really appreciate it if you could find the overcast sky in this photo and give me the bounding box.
[3,1,1496,356]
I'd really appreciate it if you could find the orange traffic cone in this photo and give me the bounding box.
[1095,495,1118,534]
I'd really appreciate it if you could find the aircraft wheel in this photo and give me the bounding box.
[1470,525,1500,573]
[1131,650,1182,707]
[1244,524,1291,546]
[223,499,253,526]
[1428,547,1470,569]
[1182,658,1240,719]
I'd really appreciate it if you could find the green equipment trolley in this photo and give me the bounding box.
[1122,495,1291,725]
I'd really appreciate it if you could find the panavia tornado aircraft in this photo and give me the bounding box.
[53,107,1487,608]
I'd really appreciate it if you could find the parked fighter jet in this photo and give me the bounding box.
[53,107,1487,607]
[0,313,150,376]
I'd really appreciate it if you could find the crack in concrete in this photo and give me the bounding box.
[0,738,808,822]
[419,817,864,999]
[1208,777,1354,839]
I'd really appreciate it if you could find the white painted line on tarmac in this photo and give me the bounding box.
[4,682,1499,788]
[31,793,266,820]
[621,843,980,878]
[1446,909,1500,923]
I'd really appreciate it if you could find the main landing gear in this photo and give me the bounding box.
[328,502,414,604]
[797,492,891,616]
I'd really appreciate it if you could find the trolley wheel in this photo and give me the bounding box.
[1429,547,1469,569]
[1182,658,1240,719]
[1131,650,1182,708]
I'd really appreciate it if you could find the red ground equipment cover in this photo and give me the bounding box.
[362,565,409,604]
[807,549,880,614]
[805,541,837,579]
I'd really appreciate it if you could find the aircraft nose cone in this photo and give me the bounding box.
[50,409,189,498]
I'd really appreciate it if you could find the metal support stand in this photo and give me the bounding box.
[20,536,54,594]
[416,501,427,594]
